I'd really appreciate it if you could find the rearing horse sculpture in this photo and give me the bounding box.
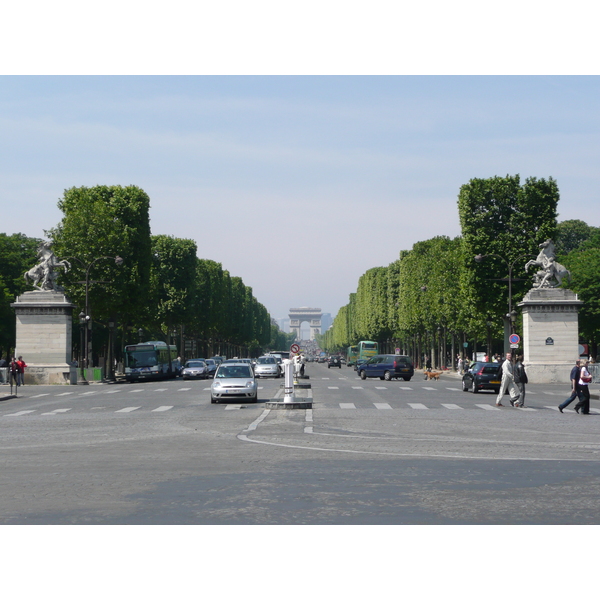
[24,241,71,291]
[524,239,571,288]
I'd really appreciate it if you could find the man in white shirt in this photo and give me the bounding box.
[496,352,521,407]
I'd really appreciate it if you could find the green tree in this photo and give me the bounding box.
[48,185,152,328]
[458,174,558,325]
[555,219,599,255]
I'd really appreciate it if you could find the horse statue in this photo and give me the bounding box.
[24,241,71,291]
[524,239,571,288]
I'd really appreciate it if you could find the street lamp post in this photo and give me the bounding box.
[474,252,532,355]
[68,255,124,383]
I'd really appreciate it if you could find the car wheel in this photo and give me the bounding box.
[403,377,412,382]
[471,380,478,393]
[384,371,392,381]
[251,394,258,403]
[462,379,469,392]
[211,396,217,404]
[360,370,366,380]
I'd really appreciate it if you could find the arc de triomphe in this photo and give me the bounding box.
[289,307,322,341]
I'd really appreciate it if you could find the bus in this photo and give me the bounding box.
[358,341,378,361]
[124,341,179,382]
[347,345,359,366]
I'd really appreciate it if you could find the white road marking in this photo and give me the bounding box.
[446,387,461,391]
[29,394,49,398]
[104,390,120,394]
[177,388,191,392]
[375,386,387,390]
[152,406,173,412]
[477,404,501,410]
[154,388,168,392]
[328,386,339,390]
[5,410,36,416]
[129,389,144,393]
[441,403,463,409]
[340,403,355,409]
[225,405,241,410]
[55,392,74,396]
[352,386,363,389]
[400,387,412,390]
[41,408,72,415]
[115,406,141,413]
[423,387,437,391]
[408,403,428,409]
[374,403,392,410]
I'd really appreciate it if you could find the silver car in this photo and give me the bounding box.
[181,359,209,380]
[254,355,280,378]
[210,362,257,403]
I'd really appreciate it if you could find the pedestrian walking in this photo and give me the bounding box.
[558,360,581,413]
[574,361,592,415]
[0,357,6,384]
[495,352,521,407]
[514,355,528,407]
[457,356,464,374]
[16,356,27,386]
[426,356,432,371]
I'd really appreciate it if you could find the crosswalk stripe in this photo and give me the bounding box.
[328,386,339,389]
[152,406,173,412]
[476,404,501,410]
[5,410,36,416]
[446,388,461,391]
[375,387,387,390]
[41,408,72,415]
[400,387,412,390]
[408,403,428,409]
[225,405,241,410]
[115,406,141,413]
[29,394,49,398]
[374,403,392,410]
[104,390,120,394]
[352,386,363,389]
[55,392,73,396]
[340,403,355,409]
[423,387,437,391]
[130,389,144,393]
[177,388,191,392]
[441,403,463,409]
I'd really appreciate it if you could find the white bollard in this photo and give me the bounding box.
[283,358,295,403]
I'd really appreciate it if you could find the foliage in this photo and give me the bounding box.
[555,219,599,255]
[48,185,152,327]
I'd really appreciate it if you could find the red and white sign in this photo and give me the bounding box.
[290,344,300,354]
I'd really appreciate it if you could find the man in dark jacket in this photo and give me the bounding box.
[558,360,581,413]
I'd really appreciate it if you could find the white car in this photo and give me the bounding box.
[254,355,280,378]
[211,362,257,403]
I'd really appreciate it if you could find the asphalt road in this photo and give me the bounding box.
[2,363,600,524]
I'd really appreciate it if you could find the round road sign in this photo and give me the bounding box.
[290,344,300,354]
[509,333,520,345]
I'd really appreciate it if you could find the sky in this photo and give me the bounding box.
[2,76,599,324]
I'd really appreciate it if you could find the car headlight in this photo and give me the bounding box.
[212,381,221,388]
[246,381,255,388]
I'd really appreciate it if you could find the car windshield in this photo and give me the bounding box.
[257,357,276,364]
[185,361,205,368]
[216,365,252,378]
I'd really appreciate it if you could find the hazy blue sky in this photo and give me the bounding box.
[1,76,599,321]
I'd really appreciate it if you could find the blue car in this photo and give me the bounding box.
[357,354,414,381]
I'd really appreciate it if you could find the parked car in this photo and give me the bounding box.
[328,356,342,368]
[462,362,501,394]
[211,362,257,403]
[254,355,280,378]
[181,359,209,380]
[357,354,414,381]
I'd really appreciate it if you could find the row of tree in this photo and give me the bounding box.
[1,185,294,363]
[319,175,600,365]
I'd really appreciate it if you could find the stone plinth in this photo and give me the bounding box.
[518,288,583,384]
[11,291,76,385]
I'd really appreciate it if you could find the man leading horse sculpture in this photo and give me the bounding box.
[524,239,571,288]
[24,241,70,292]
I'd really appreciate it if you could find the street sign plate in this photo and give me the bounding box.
[510,343,519,348]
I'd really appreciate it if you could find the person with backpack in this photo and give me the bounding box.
[495,352,521,407]
[514,355,528,407]
[558,360,582,413]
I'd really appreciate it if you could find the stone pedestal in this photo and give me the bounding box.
[518,288,583,384]
[11,291,76,385]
